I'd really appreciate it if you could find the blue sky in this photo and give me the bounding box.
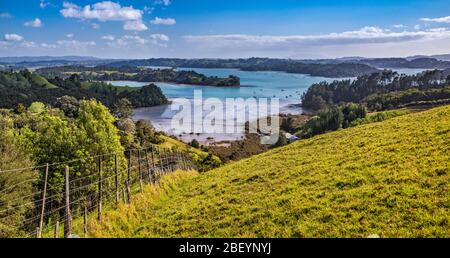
[1,0,450,58]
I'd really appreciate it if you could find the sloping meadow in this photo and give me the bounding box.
[87,105,450,238]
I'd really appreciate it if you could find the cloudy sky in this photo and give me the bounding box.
[1,0,450,59]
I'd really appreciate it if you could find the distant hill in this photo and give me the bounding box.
[86,105,450,237]
[0,56,103,63]
[349,57,450,69]
[3,55,450,76]
[0,56,121,69]
[108,58,379,78]
[407,54,450,62]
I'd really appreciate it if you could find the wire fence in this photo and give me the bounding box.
[0,145,196,238]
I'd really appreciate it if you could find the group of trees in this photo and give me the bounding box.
[36,65,241,87]
[0,99,132,237]
[301,70,450,111]
[0,70,168,110]
[300,103,367,138]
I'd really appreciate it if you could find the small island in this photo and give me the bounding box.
[35,65,241,87]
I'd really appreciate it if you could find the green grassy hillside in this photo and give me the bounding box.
[88,105,450,238]
[30,73,58,89]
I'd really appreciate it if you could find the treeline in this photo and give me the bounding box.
[281,103,414,141]
[36,65,241,87]
[0,70,168,109]
[298,103,367,138]
[106,58,380,78]
[301,69,450,111]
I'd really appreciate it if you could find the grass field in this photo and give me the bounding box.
[86,105,450,238]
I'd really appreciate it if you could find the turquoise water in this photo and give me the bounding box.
[110,67,425,142]
[111,68,338,142]
[109,68,338,111]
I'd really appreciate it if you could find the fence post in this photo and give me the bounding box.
[114,154,119,206]
[54,221,59,238]
[150,145,156,183]
[126,150,131,201]
[63,166,72,238]
[126,180,131,204]
[35,227,40,238]
[159,147,165,173]
[122,188,126,203]
[97,156,102,222]
[138,150,143,193]
[145,150,151,183]
[37,163,49,238]
[84,205,87,237]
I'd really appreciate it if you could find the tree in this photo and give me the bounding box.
[189,139,200,149]
[111,98,133,119]
[55,95,80,118]
[28,102,46,114]
[197,153,221,172]
[15,103,26,114]
[272,133,289,148]
[341,103,367,128]
[18,110,83,201]
[76,99,125,158]
[116,118,136,149]
[0,115,38,237]
[135,119,162,147]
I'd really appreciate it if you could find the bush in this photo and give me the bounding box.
[0,120,38,237]
[189,139,200,149]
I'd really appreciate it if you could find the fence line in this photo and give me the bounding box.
[0,145,196,238]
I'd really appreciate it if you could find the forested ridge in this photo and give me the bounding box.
[301,69,450,111]
[36,65,240,87]
[106,57,380,78]
[0,70,168,109]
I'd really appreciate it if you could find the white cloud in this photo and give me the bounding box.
[61,1,142,21]
[414,24,422,30]
[20,41,37,48]
[392,24,406,29]
[24,18,43,28]
[40,43,57,48]
[427,27,448,32]
[40,0,51,8]
[143,6,154,13]
[102,35,115,41]
[0,12,12,18]
[123,20,148,31]
[56,40,96,48]
[91,23,100,29]
[107,35,146,48]
[149,34,170,42]
[66,33,74,38]
[61,1,148,31]
[107,34,169,48]
[421,16,450,24]
[184,26,450,49]
[155,0,171,6]
[4,34,24,41]
[151,17,176,25]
